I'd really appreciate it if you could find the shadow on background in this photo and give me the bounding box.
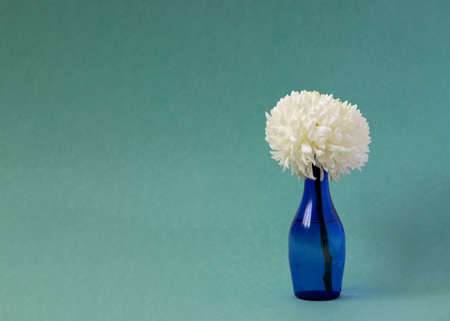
[365,172,450,296]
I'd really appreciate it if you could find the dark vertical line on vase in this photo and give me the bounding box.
[313,165,333,292]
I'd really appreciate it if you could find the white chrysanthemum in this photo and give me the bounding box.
[265,90,370,180]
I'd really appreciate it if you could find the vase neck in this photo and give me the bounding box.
[303,166,330,199]
[298,166,338,224]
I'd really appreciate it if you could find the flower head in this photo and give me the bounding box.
[265,90,370,180]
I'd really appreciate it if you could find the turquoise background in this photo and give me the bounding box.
[1,0,450,320]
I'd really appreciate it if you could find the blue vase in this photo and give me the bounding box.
[289,165,345,300]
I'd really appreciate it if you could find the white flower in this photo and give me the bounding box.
[265,90,371,180]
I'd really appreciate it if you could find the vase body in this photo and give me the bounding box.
[288,166,345,300]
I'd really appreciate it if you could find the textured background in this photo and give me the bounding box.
[1,0,450,320]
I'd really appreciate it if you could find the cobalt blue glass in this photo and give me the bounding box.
[289,165,345,301]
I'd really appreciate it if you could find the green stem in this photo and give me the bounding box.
[313,165,333,292]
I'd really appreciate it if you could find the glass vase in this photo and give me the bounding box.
[288,165,345,300]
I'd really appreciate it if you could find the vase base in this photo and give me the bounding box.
[294,290,340,301]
